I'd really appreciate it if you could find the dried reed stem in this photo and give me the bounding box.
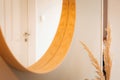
[103,25,112,80]
[80,42,105,80]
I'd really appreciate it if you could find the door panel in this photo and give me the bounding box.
[0,0,29,67]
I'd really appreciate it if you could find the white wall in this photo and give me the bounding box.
[36,0,62,60]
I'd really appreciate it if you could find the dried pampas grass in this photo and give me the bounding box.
[103,25,112,80]
[80,26,112,80]
[80,42,105,80]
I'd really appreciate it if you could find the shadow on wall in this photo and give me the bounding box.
[0,57,18,80]
[12,37,96,80]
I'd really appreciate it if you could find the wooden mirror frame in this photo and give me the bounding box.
[0,0,76,74]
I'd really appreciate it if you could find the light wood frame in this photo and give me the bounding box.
[0,0,76,74]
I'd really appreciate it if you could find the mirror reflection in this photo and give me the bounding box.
[0,0,62,67]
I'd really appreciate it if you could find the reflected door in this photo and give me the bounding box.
[0,0,36,66]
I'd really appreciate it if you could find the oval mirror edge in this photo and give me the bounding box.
[0,27,28,71]
[0,0,76,74]
[28,0,76,73]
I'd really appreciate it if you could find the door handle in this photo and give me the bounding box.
[23,32,30,42]
[24,32,30,37]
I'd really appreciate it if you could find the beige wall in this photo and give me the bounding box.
[0,0,102,80]
[108,0,120,80]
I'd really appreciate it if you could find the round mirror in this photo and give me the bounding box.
[0,0,76,73]
[0,0,63,67]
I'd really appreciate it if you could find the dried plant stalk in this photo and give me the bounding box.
[103,25,112,80]
[80,42,105,80]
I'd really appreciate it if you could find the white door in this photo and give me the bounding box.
[0,0,36,67]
